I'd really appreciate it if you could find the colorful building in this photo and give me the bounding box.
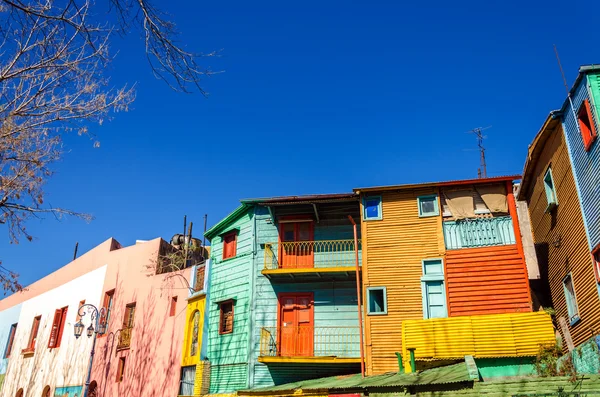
[354,176,555,375]
[559,65,600,264]
[204,193,363,394]
[519,110,600,350]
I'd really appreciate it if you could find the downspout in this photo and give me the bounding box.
[348,215,365,378]
[247,206,258,388]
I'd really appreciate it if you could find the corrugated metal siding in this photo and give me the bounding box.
[524,121,600,348]
[361,188,445,375]
[401,311,555,363]
[562,72,600,250]
[445,245,530,317]
[208,209,254,392]
[209,364,249,394]
[253,363,360,388]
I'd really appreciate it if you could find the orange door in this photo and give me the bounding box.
[279,221,314,268]
[278,293,314,357]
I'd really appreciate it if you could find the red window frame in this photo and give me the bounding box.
[578,99,598,151]
[23,315,41,353]
[169,296,178,317]
[48,306,68,348]
[592,245,600,284]
[222,231,237,260]
[116,356,126,382]
[99,289,115,337]
[219,300,234,335]
[4,323,17,358]
[122,303,136,329]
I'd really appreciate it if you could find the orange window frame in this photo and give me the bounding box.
[116,356,126,382]
[170,296,178,317]
[123,303,136,329]
[48,307,68,348]
[25,315,41,352]
[222,232,237,260]
[99,289,115,337]
[578,99,598,151]
[219,300,234,335]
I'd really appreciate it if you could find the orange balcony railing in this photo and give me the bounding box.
[259,326,360,358]
[264,239,361,270]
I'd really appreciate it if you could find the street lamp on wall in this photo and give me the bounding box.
[74,303,107,397]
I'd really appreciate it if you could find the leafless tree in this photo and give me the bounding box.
[0,0,216,291]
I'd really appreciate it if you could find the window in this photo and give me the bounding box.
[123,303,136,329]
[592,246,600,284]
[219,300,234,334]
[170,296,178,317]
[101,289,115,333]
[42,385,51,397]
[180,366,196,396]
[3,323,17,358]
[222,231,237,260]
[543,168,558,210]
[563,274,580,326]
[418,195,440,217]
[363,196,382,221]
[116,356,126,382]
[578,99,598,151]
[76,300,86,321]
[15,389,23,397]
[421,259,447,319]
[190,310,200,356]
[48,306,68,348]
[367,287,387,315]
[23,315,41,353]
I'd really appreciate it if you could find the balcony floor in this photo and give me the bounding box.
[258,356,361,364]
[261,266,360,282]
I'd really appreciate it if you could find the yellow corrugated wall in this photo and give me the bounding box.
[401,311,555,370]
[182,294,206,368]
[361,188,445,375]
[524,123,600,349]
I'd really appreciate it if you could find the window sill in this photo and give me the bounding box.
[21,348,35,357]
[221,256,238,263]
[419,213,440,218]
[569,316,581,327]
[367,311,388,316]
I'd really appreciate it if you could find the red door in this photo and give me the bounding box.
[279,221,314,268]
[278,293,314,357]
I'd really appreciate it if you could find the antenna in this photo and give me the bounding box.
[467,126,491,178]
[553,44,581,136]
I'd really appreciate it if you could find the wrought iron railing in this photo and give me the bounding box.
[443,216,515,249]
[117,327,132,350]
[259,326,360,358]
[264,239,361,270]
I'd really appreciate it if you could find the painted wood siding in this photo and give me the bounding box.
[562,72,600,251]
[208,209,254,394]
[361,188,445,375]
[445,244,530,317]
[524,122,600,348]
[252,209,361,387]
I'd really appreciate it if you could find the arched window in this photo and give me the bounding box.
[42,386,51,397]
[15,389,24,397]
[89,381,98,397]
[190,310,200,357]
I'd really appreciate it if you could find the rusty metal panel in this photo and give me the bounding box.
[361,187,445,375]
[522,121,600,349]
[401,311,555,367]
[445,244,531,317]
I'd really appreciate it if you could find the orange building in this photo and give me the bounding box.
[355,176,554,375]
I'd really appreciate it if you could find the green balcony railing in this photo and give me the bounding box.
[443,216,515,249]
[259,326,360,358]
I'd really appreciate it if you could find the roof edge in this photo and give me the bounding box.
[354,175,521,193]
[204,204,249,240]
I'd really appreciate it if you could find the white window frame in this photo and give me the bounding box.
[363,195,383,221]
[417,195,440,218]
[421,258,447,319]
[562,273,580,326]
[366,286,387,315]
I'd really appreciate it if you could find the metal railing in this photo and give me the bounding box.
[443,216,515,249]
[259,326,360,358]
[264,239,361,270]
[117,327,132,350]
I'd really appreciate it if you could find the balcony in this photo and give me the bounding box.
[443,216,515,250]
[258,326,361,364]
[263,239,361,281]
[117,327,132,350]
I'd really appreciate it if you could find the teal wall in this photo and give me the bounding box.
[0,303,22,378]
[475,358,536,380]
[557,335,600,375]
[207,208,254,394]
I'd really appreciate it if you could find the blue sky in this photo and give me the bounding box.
[1,0,599,288]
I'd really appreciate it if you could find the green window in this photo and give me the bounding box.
[562,274,580,326]
[543,168,558,210]
[418,195,439,217]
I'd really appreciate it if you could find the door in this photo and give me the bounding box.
[278,293,314,357]
[279,221,314,268]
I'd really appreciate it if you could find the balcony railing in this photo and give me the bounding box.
[264,239,361,270]
[443,216,515,249]
[259,326,360,358]
[117,327,132,350]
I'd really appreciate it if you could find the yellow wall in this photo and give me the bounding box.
[360,187,445,375]
[182,294,206,367]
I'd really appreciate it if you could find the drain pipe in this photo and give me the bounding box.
[407,348,416,373]
[348,215,365,378]
[395,352,404,373]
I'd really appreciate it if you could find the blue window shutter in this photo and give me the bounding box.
[424,280,447,319]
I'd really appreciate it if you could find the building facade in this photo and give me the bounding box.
[204,194,363,394]
[355,177,554,375]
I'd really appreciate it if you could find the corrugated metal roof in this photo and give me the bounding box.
[241,192,358,205]
[238,362,471,395]
[354,175,521,193]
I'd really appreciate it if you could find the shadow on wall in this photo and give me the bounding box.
[533,242,552,310]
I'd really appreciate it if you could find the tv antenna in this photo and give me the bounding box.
[466,126,491,178]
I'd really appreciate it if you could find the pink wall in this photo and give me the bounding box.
[89,238,192,397]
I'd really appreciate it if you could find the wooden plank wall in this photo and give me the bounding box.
[524,122,600,348]
[361,187,445,375]
[445,244,531,316]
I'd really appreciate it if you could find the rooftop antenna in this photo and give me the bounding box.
[467,126,491,178]
[553,45,581,134]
